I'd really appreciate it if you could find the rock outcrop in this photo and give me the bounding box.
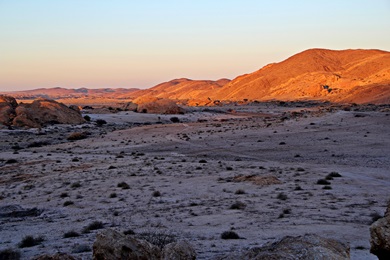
[219,234,349,260]
[134,97,184,114]
[370,202,390,259]
[12,98,85,128]
[161,240,196,260]
[93,229,161,260]
[93,229,196,260]
[0,95,18,127]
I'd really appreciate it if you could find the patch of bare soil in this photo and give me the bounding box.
[0,102,389,259]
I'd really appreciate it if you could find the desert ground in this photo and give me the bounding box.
[0,102,389,259]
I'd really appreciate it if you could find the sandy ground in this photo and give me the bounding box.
[0,103,389,259]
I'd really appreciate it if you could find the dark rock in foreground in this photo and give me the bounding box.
[370,201,390,259]
[93,229,196,260]
[218,234,349,260]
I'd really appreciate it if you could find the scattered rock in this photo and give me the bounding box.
[218,234,349,260]
[12,98,85,128]
[370,202,390,259]
[161,241,196,260]
[93,229,161,260]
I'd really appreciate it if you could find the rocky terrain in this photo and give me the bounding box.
[0,101,389,259]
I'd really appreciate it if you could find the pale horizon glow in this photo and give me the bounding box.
[1,0,389,91]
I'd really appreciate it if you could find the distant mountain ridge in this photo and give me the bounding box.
[2,48,390,104]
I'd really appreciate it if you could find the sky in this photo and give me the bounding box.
[0,0,389,91]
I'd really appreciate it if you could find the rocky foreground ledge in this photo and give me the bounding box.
[0,95,85,129]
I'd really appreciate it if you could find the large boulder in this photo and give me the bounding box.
[0,95,18,127]
[162,241,196,260]
[219,234,349,260]
[93,229,161,260]
[370,202,390,259]
[134,97,184,114]
[12,98,85,128]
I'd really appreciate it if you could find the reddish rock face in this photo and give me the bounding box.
[12,98,85,128]
[135,97,184,114]
[0,95,18,128]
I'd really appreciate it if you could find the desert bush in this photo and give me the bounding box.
[221,231,240,239]
[63,231,80,238]
[152,191,161,197]
[109,193,117,198]
[27,141,50,148]
[316,179,331,185]
[83,115,91,121]
[18,235,44,248]
[5,159,17,164]
[277,192,288,200]
[71,182,81,189]
[117,182,130,189]
[294,185,303,191]
[123,229,135,235]
[328,172,342,178]
[235,189,246,195]
[96,119,107,126]
[323,185,332,190]
[229,201,246,210]
[63,201,74,207]
[67,132,88,141]
[60,192,68,198]
[82,221,104,233]
[199,159,207,163]
[170,117,180,123]
[0,248,21,260]
[136,230,176,249]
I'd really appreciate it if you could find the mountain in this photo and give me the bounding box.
[1,87,140,100]
[1,48,389,105]
[210,49,390,104]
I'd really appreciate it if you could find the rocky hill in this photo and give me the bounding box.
[210,49,390,104]
[1,49,389,105]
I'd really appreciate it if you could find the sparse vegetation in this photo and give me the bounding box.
[170,117,180,123]
[152,190,161,197]
[277,192,288,200]
[327,172,342,178]
[316,179,331,185]
[221,231,240,239]
[109,193,117,198]
[83,115,91,121]
[63,200,74,206]
[0,248,21,260]
[235,189,246,195]
[71,182,81,189]
[63,231,80,238]
[5,159,17,164]
[96,119,107,126]
[82,221,104,233]
[230,201,246,210]
[18,235,44,248]
[117,182,130,189]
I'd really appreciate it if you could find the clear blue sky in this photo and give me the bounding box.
[0,0,389,91]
